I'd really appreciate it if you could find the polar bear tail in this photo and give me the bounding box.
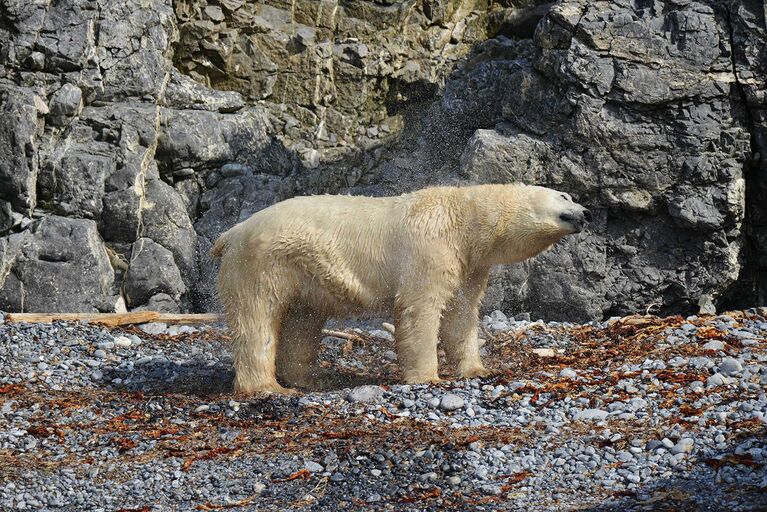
[211,233,229,258]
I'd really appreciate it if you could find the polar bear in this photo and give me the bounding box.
[212,184,590,394]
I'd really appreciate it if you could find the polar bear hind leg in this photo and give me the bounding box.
[220,263,296,395]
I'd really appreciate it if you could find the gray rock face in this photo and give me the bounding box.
[0,0,764,319]
[729,1,767,309]
[0,0,279,312]
[124,238,186,307]
[0,85,46,214]
[0,216,116,312]
[442,0,758,320]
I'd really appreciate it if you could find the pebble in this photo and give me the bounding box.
[167,325,198,336]
[490,310,508,323]
[347,385,385,403]
[574,409,608,421]
[305,461,324,473]
[481,484,502,495]
[113,336,132,348]
[383,350,397,361]
[707,373,729,387]
[439,394,465,411]
[369,329,394,342]
[560,368,577,379]
[719,358,743,376]
[446,476,462,486]
[702,340,725,351]
[139,322,167,335]
[670,438,695,454]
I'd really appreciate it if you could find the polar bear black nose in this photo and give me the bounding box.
[560,209,590,232]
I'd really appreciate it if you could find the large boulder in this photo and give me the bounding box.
[156,107,271,172]
[48,83,83,126]
[0,216,117,312]
[140,179,197,276]
[124,237,186,307]
[445,0,753,320]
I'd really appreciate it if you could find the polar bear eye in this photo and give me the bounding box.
[560,194,569,201]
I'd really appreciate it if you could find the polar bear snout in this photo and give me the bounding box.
[559,208,591,233]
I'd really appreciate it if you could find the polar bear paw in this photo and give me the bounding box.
[234,381,299,396]
[460,366,492,379]
[402,373,443,385]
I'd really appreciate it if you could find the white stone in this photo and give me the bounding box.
[305,461,324,473]
[140,322,167,335]
[702,340,725,351]
[670,438,695,454]
[574,409,609,421]
[113,336,132,348]
[347,385,385,403]
[440,394,465,411]
[719,358,743,376]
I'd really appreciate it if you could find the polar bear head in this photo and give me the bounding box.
[483,184,591,265]
[526,185,591,236]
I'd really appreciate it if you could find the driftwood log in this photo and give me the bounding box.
[5,312,222,327]
[4,312,377,343]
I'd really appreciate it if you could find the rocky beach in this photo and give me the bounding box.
[1,310,765,511]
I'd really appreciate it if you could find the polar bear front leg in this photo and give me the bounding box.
[394,286,454,384]
[440,271,491,379]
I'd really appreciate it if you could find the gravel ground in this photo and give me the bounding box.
[0,309,766,511]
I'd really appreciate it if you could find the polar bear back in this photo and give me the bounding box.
[220,194,416,312]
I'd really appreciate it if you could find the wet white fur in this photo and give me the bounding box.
[213,184,582,394]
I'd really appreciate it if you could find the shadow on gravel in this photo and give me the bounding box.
[102,360,236,396]
[101,361,394,397]
[300,370,398,392]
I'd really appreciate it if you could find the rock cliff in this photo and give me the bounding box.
[0,0,764,320]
